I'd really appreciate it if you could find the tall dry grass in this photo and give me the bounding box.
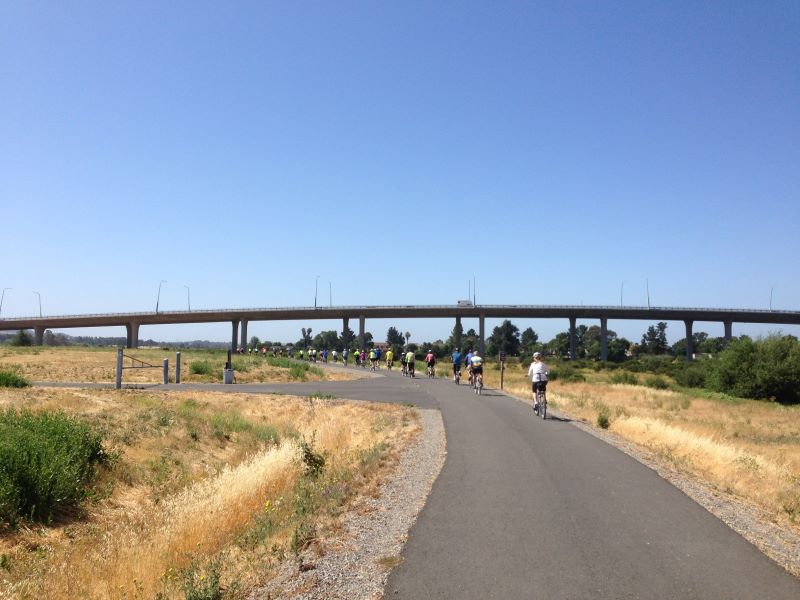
[0,388,417,599]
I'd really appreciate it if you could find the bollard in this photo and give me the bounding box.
[175,352,181,384]
[116,348,123,389]
[163,359,169,385]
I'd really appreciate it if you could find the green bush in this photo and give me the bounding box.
[707,335,800,404]
[673,362,709,388]
[609,371,638,385]
[644,375,670,390]
[0,409,107,525]
[0,369,30,388]
[549,364,586,383]
[189,360,213,376]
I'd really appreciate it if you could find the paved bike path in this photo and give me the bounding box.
[160,370,799,598]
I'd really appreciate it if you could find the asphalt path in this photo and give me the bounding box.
[85,365,800,598]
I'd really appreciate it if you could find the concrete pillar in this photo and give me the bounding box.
[685,320,694,361]
[175,352,181,384]
[34,326,45,346]
[724,321,733,342]
[358,316,365,351]
[569,317,577,360]
[126,322,140,349]
[600,317,608,362]
[455,316,462,351]
[343,318,350,347]
[240,320,248,351]
[479,315,485,356]
[231,319,240,354]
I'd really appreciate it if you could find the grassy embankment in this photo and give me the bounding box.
[483,358,800,531]
[0,350,417,599]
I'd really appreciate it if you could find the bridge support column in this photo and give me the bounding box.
[231,319,240,354]
[479,315,485,357]
[455,317,462,351]
[358,316,365,351]
[240,320,248,351]
[126,322,140,349]
[724,321,732,342]
[34,326,45,346]
[569,317,577,360]
[600,317,608,362]
[342,318,350,348]
[685,320,694,361]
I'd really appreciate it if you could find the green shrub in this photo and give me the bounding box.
[610,371,638,385]
[673,362,708,388]
[0,369,30,388]
[644,375,670,390]
[189,360,213,376]
[0,409,107,524]
[707,335,800,404]
[549,364,586,383]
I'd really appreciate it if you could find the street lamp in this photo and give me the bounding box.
[184,285,191,311]
[770,286,775,311]
[0,288,11,317]
[329,281,332,307]
[620,281,624,307]
[33,291,42,317]
[156,280,167,313]
[314,275,320,308]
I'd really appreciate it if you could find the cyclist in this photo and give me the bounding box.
[451,347,462,383]
[527,352,549,414]
[400,350,408,376]
[376,347,382,367]
[425,349,436,378]
[470,350,484,390]
[369,348,377,371]
[360,349,367,368]
[342,348,349,365]
[405,349,416,378]
[464,349,474,385]
[386,348,394,370]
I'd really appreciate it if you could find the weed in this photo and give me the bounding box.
[190,361,213,376]
[181,557,224,600]
[378,555,402,570]
[0,368,30,388]
[610,371,638,386]
[644,375,670,390]
[290,522,316,556]
[299,435,326,477]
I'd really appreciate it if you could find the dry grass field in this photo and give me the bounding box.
[0,346,365,385]
[493,359,800,532]
[0,367,417,598]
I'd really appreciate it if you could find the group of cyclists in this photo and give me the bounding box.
[288,342,549,415]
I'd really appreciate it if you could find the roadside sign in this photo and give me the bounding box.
[499,351,506,362]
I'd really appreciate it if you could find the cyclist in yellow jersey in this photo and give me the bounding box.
[405,350,416,378]
[386,349,394,369]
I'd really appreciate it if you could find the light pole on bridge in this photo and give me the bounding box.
[314,275,320,309]
[33,291,42,317]
[156,280,167,313]
[0,288,11,317]
[184,285,191,311]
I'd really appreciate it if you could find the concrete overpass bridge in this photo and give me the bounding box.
[2,304,800,361]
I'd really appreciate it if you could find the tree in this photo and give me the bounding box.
[641,322,669,355]
[546,332,571,357]
[707,334,800,404]
[521,327,539,350]
[404,331,411,346]
[11,330,33,347]
[340,324,355,349]
[461,329,480,354]
[312,330,340,350]
[249,335,261,349]
[387,327,405,347]
[487,320,520,356]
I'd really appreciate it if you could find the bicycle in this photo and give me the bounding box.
[427,363,435,378]
[534,383,547,419]
[474,372,483,395]
[453,368,460,385]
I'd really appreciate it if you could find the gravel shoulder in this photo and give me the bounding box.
[250,407,446,599]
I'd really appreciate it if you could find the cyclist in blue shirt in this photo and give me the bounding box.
[451,348,462,382]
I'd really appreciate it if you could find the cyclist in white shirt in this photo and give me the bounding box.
[527,352,548,414]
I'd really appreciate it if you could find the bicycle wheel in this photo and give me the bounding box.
[540,392,547,419]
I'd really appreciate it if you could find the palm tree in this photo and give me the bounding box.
[404,331,411,346]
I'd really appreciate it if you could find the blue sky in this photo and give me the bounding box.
[2,1,798,345]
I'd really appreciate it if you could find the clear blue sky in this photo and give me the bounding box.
[2,1,798,345]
